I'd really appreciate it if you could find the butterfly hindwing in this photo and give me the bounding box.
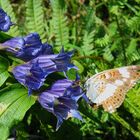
[85,65,140,113]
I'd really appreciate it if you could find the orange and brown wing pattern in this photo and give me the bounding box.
[85,65,140,113]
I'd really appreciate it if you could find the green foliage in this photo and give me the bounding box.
[0,71,9,87]
[103,46,114,62]
[0,55,9,73]
[25,0,47,42]
[0,84,35,140]
[126,15,140,32]
[81,31,95,55]
[0,0,140,139]
[50,0,69,48]
[0,56,9,87]
[124,85,140,119]
[126,39,140,64]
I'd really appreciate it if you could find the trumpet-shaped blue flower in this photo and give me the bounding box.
[31,47,77,74]
[2,33,53,61]
[38,78,83,130]
[0,8,13,32]
[13,61,47,95]
[13,58,57,95]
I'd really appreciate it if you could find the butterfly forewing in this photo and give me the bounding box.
[85,65,140,113]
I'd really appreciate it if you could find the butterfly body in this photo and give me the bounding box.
[85,65,140,113]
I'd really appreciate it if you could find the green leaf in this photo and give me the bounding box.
[0,71,9,87]
[95,34,110,47]
[66,69,77,80]
[124,86,140,119]
[126,39,137,54]
[81,31,95,56]
[0,32,12,42]
[25,0,47,42]
[0,84,36,140]
[103,46,114,62]
[73,60,84,74]
[101,112,109,123]
[0,55,9,73]
[51,0,69,48]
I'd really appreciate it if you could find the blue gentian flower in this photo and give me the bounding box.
[2,33,53,61]
[12,57,58,95]
[0,8,13,32]
[13,61,47,95]
[38,78,83,130]
[18,33,43,61]
[31,47,78,75]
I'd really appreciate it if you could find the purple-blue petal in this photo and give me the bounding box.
[31,56,57,73]
[3,37,24,55]
[30,60,47,78]
[17,33,43,61]
[12,63,30,85]
[82,94,90,103]
[42,42,54,55]
[51,51,77,72]
[0,8,13,32]
[69,110,82,121]
[66,86,84,101]
[50,79,72,90]
[54,105,69,119]
[58,97,78,109]
[56,116,64,131]
[13,61,47,94]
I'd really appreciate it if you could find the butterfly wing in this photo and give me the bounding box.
[85,65,140,113]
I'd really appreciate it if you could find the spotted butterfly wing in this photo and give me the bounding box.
[85,65,140,113]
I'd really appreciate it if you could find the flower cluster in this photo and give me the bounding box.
[13,46,77,95]
[0,8,83,129]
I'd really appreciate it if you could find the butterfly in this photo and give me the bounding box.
[85,65,140,113]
